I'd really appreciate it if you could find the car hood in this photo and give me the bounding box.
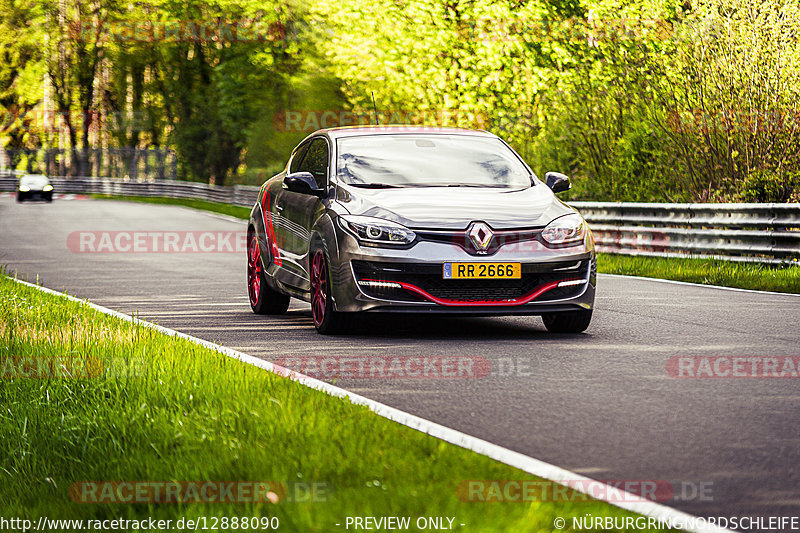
[337,184,575,230]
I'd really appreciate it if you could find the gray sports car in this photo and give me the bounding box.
[247,126,596,334]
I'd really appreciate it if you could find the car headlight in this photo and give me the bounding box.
[19,185,30,192]
[339,215,416,246]
[541,214,587,245]
[43,184,53,191]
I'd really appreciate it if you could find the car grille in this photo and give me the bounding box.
[416,228,542,256]
[351,260,588,303]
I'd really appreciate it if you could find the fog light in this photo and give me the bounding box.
[557,279,586,288]
[358,280,403,289]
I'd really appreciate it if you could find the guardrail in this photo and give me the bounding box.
[0,176,261,208]
[0,169,25,178]
[571,202,800,264]
[1,175,798,264]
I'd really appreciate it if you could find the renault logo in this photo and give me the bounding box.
[467,222,494,252]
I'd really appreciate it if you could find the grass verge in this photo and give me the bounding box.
[91,194,251,220]
[598,253,800,294]
[92,194,799,294]
[0,274,670,531]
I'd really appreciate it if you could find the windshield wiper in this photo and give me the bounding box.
[348,183,403,189]
[411,183,509,188]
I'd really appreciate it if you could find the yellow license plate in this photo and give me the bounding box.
[443,263,522,279]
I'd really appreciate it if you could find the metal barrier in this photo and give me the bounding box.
[1,175,798,264]
[0,176,261,208]
[0,169,25,178]
[571,202,800,264]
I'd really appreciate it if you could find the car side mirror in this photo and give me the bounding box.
[545,172,571,194]
[284,172,326,198]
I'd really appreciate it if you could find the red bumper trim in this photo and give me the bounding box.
[260,189,282,267]
[361,278,584,307]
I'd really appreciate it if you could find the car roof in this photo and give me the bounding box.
[303,125,499,142]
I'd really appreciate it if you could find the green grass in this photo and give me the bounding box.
[91,194,251,220]
[0,275,669,531]
[598,253,800,294]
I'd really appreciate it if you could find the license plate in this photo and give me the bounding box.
[443,263,522,279]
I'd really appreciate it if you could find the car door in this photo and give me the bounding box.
[270,141,310,287]
[275,137,329,289]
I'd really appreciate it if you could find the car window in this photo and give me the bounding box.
[289,142,310,174]
[296,138,329,189]
[336,135,532,188]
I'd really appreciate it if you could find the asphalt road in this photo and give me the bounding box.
[2,195,799,522]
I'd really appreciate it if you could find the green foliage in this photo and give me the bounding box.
[1,0,315,184]
[649,0,800,201]
[312,0,555,136]
[145,0,297,184]
[734,171,800,203]
[0,0,46,151]
[1,0,798,199]
[237,50,348,184]
[314,0,800,203]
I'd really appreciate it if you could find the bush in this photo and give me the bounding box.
[734,171,800,203]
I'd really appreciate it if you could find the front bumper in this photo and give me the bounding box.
[18,189,53,201]
[329,228,596,314]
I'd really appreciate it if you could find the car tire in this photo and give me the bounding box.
[45,193,53,202]
[16,193,23,203]
[247,230,290,315]
[542,309,593,333]
[310,247,352,335]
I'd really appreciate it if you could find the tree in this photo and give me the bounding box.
[40,0,119,176]
[0,0,45,160]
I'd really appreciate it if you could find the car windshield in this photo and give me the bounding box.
[21,175,48,187]
[336,134,533,188]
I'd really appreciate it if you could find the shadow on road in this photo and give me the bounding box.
[273,309,595,341]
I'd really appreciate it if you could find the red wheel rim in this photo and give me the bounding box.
[248,233,262,307]
[310,250,327,327]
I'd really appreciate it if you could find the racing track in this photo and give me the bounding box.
[1,195,799,523]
